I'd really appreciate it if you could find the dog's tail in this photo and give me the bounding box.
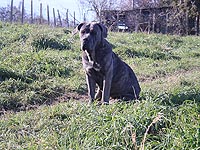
[132,85,140,100]
[130,71,141,100]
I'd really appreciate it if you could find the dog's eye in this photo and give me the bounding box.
[81,30,85,34]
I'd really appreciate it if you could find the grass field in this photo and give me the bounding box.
[0,22,200,149]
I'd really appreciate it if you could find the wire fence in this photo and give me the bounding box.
[0,0,82,28]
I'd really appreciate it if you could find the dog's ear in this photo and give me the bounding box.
[97,23,108,38]
[72,22,86,35]
[77,22,86,31]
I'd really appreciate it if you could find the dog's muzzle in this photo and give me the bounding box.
[82,42,88,51]
[80,38,88,50]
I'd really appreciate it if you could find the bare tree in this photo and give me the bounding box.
[166,0,200,35]
[118,0,133,10]
[79,0,119,21]
[0,5,22,22]
[0,6,10,21]
[118,0,164,10]
[79,0,167,20]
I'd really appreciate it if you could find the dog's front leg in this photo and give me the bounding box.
[102,67,113,104]
[86,74,96,104]
[95,86,102,100]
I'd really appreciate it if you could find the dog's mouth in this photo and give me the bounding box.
[81,43,88,51]
[81,41,89,50]
[82,46,94,52]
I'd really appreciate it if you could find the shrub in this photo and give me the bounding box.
[32,33,71,50]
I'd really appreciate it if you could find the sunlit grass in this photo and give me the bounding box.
[0,22,200,149]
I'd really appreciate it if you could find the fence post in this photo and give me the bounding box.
[40,3,42,24]
[132,0,135,9]
[66,9,69,28]
[57,9,62,27]
[74,11,76,27]
[47,5,50,25]
[152,13,155,33]
[84,13,86,22]
[10,0,13,23]
[31,0,33,23]
[53,8,56,26]
[21,0,24,24]
[166,13,169,34]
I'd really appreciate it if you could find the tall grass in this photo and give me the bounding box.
[0,100,199,149]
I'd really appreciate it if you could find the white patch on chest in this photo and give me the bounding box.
[84,50,101,72]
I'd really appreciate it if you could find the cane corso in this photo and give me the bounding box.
[75,22,141,104]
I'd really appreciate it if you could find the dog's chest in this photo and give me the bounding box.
[82,53,105,85]
[83,61,101,72]
[82,51,103,72]
[82,59,102,75]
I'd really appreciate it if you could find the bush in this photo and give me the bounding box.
[32,33,71,50]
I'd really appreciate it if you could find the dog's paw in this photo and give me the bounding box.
[102,101,109,105]
[87,99,94,106]
[95,101,109,106]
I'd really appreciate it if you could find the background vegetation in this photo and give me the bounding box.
[0,22,199,149]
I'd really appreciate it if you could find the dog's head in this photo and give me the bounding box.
[74,22,108,52]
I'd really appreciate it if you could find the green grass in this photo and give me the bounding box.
[0,100,199,149]
[0,22,200,149]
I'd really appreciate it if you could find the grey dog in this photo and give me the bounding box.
[75,22,141,104]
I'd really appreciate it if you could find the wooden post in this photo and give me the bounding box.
[117,12,119,32]
[196,13,199,36]
[74,11,76,27]
[57,9,62,27]
[186,11,189,35]
[40,3,42,24]
[152,13,155,33]
[66,9,69,28]
[10,0,13,23]
[166,13,169,34]
[84,13,86,22]
[47,5,50,25]
[135,14,139,32]
[31,0,33,23]
[21,0,24,24]
[53,8,56,26]
[148,20,150,34]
